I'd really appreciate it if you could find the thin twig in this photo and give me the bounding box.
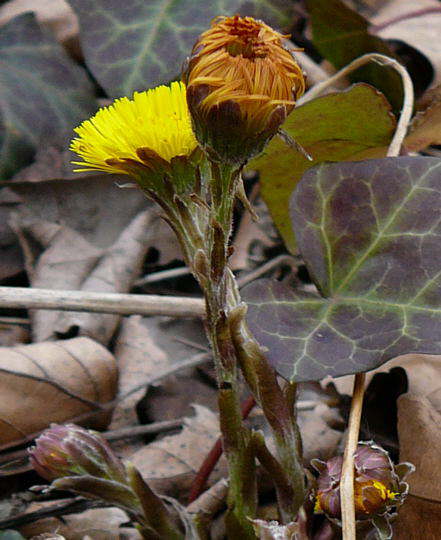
[297,53,415,157]
[0,316,30,326]
[297,54,415,158]
[340,373,366,539]
[0,286,205,318]
[135,266,192,286]
[237,255,299,289]
[371,7,441,32]
[0,497,107,530]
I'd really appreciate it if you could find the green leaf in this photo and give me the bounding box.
[306,0,403,112]
[243,157,441,382]
[0,13,97,179]
[250,84,396,253]
[68,0,297,97]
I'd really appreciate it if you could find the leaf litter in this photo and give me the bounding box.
[1,0,441,537]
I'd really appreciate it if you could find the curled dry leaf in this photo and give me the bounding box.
[130,405,226,501]
[109,314,173,457]
[10,216,103,342]
[54,210,154,344]
[372,0,441,85]
[332,354,441,404]
[404,85,441,152]
[9,165,147,247]
[0,337,117,448]
[110,316,169,433]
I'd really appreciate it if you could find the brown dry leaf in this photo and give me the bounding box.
[394,494,441,540]
[299,403,343,464]
[11,217,103,342]
[9,173,148,249]
[372,0,441,85]
[110,315,208,456]
[398,394,441,500]
[54,211,154,344]
[0,337,117,448]
[131,404,226,501]
[111,315,170,433]
[404,85,441,152]
[0,0,78,53]
[395,393,441,538]
[332,353,441,401]
[9,150,181,263]
[390,354,441,537]
[20,507,140,540]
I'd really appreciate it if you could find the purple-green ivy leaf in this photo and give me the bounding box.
[243,157,441,382]
[250,84,396,253]
[68,0,298,97]
[0,13,97,179]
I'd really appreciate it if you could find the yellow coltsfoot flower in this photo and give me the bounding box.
[70,81,199,193]
[185,15,305,164]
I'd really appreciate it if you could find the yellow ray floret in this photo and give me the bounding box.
[70,81,198,175]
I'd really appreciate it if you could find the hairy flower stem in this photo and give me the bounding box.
[170,161,305,533]
[200,162,257,538]
[229,306,306,520]
[204,161,305,527]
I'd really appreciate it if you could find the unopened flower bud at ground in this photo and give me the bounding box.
[185,15,305,165]
[29,424,184,539]
[312,441,413,529]
[29,423,126,483]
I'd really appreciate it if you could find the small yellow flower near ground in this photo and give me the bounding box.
[70,81,198,176]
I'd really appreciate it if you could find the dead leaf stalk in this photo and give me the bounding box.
[340,372,366,539]
[0,286,205,318]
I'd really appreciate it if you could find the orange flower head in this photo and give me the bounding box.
[185,15,305,164]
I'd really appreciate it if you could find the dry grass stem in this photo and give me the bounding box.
[0,286,205,318]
